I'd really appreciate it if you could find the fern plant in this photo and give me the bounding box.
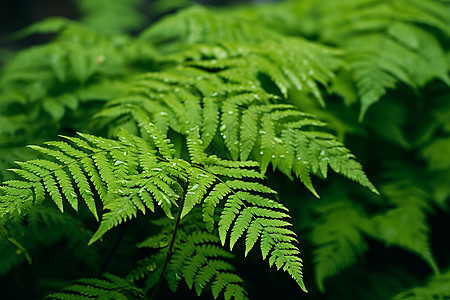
[0,0,449,299]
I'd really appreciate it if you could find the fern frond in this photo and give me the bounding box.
[181,168,217,219]
[76,0,146,33]
[170,40,340,105]
[303,0,450,118]
[137,213,248,299]
[310,200,370,292]
[46,273,146,300]
[166,229,249,299]
[0,119,179,229]
[139,5,341,103]
[99,73,377,197]
[2,135,125,219]
[139,5,278,45]
[193,164,308,292]
[88,156,192,244]
[3,19,126,86]
[202,183,232,233]
[366,179,439,274]
[393,269,450,300]
[0,17,147,180]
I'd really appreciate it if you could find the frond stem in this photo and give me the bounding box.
[149,195,185,300]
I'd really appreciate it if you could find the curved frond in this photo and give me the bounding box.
[366,179,439,274]
[311,200,370,292]
[46,273,145,300]
[167,230,249,300]
[393,269,450,300]
[302,0,450,118]
[95,70,377,197]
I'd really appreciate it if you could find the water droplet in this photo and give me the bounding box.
[220,124,226,131]
[211,92,218,97]
[227,111,234,115]
[114,160,125,166]
[273,137,283,143]
[254,94,260,100]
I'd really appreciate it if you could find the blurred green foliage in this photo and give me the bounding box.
[0,0,449,299]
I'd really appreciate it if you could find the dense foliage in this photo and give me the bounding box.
[0,0,449,299]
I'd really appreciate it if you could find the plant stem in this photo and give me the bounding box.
[149,205,184,300]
